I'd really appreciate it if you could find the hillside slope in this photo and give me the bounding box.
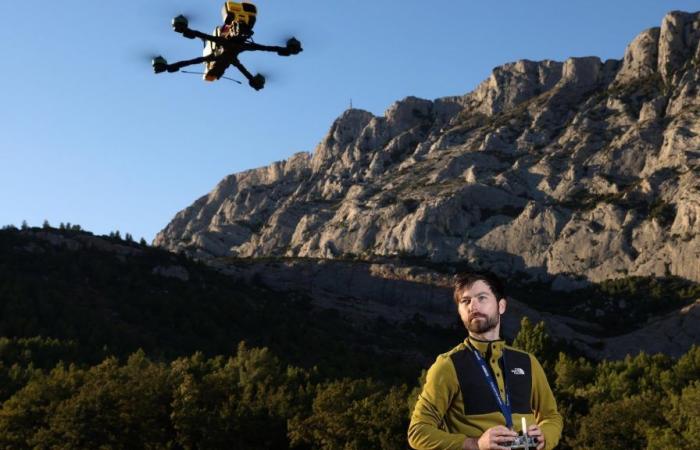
[0,227,461,379]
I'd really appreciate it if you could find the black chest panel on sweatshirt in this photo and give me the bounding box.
[450,348,532,416]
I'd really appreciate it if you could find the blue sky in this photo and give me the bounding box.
[1,0,697,242]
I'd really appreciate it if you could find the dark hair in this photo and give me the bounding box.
[452,271,506,305]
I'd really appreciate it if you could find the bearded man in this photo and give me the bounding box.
[408,271,563,450]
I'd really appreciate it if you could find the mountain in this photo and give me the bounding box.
[154,11,700,358]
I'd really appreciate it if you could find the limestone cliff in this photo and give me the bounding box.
[154,11,700,358]
[156,11,700,286]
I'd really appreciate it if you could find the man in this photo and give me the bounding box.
[408,271,562,450]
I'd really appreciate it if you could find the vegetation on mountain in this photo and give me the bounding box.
[513,276,700,335]
[0,227,460,380]
[0,324,697,449]
[1,224,697,449]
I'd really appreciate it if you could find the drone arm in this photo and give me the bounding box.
[230,58,255,81]
[244,38,302,56]
[166,55,215,72]
[243,42,287,53]
[230,58,265,90]
[178,27,227,45]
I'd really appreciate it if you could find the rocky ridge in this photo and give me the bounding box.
[155,12,700,357]
[156,11,700,283]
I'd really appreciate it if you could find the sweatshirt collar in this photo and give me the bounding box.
[466,336,505,359]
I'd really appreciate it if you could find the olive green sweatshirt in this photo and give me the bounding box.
[408,337,562,450]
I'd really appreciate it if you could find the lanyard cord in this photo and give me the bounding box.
[468,341,513,428]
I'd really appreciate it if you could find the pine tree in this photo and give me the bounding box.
[512,317,553,366]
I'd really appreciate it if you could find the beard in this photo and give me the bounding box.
[465,312,500,334]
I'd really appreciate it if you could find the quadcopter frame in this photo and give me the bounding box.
[153,14,302,90]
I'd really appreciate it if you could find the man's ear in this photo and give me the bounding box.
[498,298,507,315]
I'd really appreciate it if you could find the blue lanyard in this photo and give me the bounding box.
[470,346,513,428]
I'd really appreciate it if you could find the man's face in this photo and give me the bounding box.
[457,280,505,335]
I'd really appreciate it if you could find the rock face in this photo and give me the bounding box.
[154,12,700,357]
[155,11,700,286]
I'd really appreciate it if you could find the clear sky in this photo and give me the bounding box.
[1,0,697,242]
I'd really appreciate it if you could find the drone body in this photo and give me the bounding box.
[152,2,302,90]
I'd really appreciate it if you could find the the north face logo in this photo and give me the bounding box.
[511,368,525,375]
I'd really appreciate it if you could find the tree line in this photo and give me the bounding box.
[0,328,698,449]
[2,227,698,448]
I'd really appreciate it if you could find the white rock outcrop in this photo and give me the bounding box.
[155,11,700,287]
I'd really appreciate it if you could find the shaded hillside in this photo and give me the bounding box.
[4,226,696,362]
[0,226,461,381]
[215,257,700,359]
[156,11,700,286]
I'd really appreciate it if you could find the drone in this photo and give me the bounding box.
[152,1,302,90]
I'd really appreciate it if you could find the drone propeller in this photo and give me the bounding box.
[253,66,284,87]
[262,16,326,52]
[125,48,164,73]
[174,11,200,24]
[131,50,161,64]
[266,31,304,50]
[170,5,210,30]
[141,0,206,29]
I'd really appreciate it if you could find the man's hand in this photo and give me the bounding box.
[527,425,545,450]
[463,425,518,450]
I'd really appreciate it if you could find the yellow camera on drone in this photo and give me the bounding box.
[222,2,258,30]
